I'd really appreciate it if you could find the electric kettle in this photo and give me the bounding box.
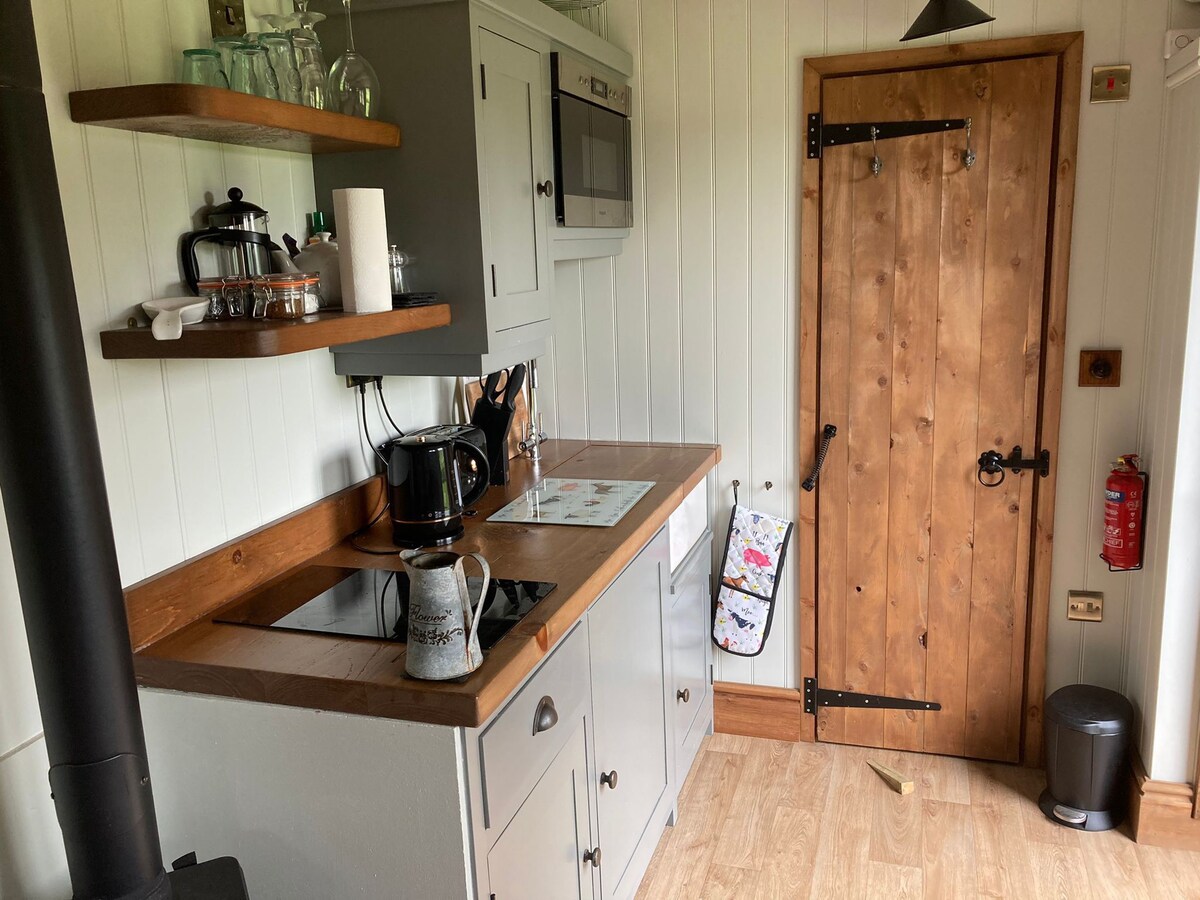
[388,433,490,547]
[181,187,292,293]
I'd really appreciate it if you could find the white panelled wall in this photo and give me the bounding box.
[0,2,454,895]
[541,0,1200,738]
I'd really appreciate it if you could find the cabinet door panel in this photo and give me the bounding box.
[589,546,668,896]
[487,720,594,900]
[670,547,710,742]
[478,28,551,332]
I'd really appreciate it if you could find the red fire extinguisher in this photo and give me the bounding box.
[1101,455,1148,572]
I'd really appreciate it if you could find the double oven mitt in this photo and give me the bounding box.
[712,504,794,658]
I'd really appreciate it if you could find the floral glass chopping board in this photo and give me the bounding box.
[488,478,656,527]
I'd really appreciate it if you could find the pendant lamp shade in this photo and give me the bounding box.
[902,0,995,41]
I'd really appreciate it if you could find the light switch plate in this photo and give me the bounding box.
[1068,590,1104,622]
[1091,65,1131,103]
[208,0,246,39]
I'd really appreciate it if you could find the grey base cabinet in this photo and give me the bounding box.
[136,496,712,899]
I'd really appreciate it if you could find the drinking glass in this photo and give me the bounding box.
[260,34,303,104]
[181,49,228,88]
[292,31,328,109]
[213,36,248,82]
[327,0,381,119]
[230,45,280,100]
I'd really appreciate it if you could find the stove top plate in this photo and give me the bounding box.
[215,565,556,652]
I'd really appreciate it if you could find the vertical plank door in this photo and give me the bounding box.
[815,56,1058,762]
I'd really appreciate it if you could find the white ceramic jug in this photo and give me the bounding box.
[400,549,490,680]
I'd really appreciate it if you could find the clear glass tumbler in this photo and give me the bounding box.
[230,45,280,100]
[181,49,228,88]
[212,36,247,82]
[291,30,328,110]
[260,34,303,104]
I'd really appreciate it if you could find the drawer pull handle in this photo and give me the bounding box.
[600,770,619,790]
[537,179,555,197]
[677,688,691,703]
[533,695,558,735]
[583,847,602,868]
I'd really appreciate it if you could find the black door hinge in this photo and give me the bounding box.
[803,677,941,715]
[806,112,969,159]
[490,264,497,297]
[481,63,487,100]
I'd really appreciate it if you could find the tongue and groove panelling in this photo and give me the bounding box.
[540,0,1200,700]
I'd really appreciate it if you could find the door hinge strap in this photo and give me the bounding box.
[480,63,487,100]
[803,677,942,714]
[807,113,969,159]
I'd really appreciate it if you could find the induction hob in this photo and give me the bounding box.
[215,565,556,652]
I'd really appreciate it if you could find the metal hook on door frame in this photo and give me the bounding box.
[869,126,883,177]
[963,117,976,170]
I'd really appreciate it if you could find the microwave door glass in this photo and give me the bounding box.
[589,105,631,227]
[557,94,595,226]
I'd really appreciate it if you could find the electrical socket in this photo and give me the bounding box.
[346,375,373,390]
[1068,591,1104,623]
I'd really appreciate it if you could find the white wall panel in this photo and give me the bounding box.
[544,0,1198,697]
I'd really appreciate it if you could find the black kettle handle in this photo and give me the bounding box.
[180,228,276,294]
[455,438,491,509]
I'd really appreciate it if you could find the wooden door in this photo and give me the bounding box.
[816,57,1058,763]
[478,28,553,332]
[487,720,596,900]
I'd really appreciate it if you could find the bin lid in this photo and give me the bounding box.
[1045,685,1133,735]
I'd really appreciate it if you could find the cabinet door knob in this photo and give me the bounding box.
[537,179,555,197]
[677,688,691,703]
[583,847,602,868]
[600,770,619,790]
[532,696,558,735]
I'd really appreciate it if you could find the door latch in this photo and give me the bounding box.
[977,446,1051,488]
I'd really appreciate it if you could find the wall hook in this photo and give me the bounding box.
[732,479,740,506]
[764,481,773,491]
[963,117,976,170]
[869,126,883,177]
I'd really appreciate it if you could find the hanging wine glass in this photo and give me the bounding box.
[327,0,381,119]
[288,0,326,35]
[257,13,292,33]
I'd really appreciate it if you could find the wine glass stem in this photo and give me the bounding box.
[344,0,356,53]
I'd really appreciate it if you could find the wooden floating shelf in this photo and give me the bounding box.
[99,306,450,360]
[69,83,401,154]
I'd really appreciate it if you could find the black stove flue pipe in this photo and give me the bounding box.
[0,2,171,898]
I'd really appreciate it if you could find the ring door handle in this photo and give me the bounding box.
[537,179,555,197]
[532,696,558,735]
[600,770,618,790]
[583,847,602,868]
[677,688,691,703]
[802,424,838,492]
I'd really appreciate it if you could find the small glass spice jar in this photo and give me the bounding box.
[251,274,309,320]
[199,276,252,320]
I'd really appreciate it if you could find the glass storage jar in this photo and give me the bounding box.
[251,274,309,320]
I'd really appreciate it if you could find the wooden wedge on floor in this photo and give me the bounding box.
[868,759,914,795]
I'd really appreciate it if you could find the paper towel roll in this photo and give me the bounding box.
[332,188,391,314]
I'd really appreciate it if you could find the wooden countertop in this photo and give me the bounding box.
[131,440,720,728]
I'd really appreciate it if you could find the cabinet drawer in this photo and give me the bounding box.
[478,623,590,831]
[668,479,708,574]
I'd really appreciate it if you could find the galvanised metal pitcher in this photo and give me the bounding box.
[400,549,490,680]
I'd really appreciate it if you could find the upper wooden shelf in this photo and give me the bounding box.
[69,84,401,154]
[99,306,450,360]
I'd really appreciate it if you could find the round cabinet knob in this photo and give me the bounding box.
[533,696,558,735]
[537,180,555,198]
[583,847,602,869]
[600,770,619,790]
[677,688,691,703]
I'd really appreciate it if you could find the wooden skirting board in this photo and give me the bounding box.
[713,682,806,743]
[1129,752,1200,850]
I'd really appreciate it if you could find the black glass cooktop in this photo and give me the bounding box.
[215,565,556,652]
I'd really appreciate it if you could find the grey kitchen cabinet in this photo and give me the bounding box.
[587,532,670,899]
[486,719,596,900]
[667,531,714,785]
[312,0,632,377]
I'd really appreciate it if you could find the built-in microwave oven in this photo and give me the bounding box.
[550,53,633,228]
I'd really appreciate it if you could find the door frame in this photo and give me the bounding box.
[797,32,1084,765]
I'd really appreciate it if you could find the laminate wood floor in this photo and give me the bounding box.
[636,734,1200,899]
